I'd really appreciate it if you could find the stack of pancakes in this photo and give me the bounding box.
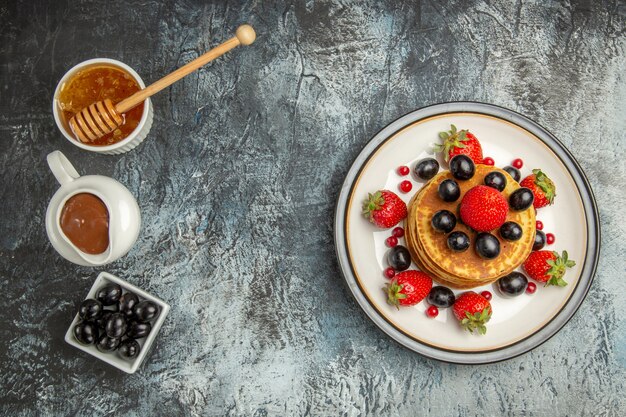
[405,165,535,289]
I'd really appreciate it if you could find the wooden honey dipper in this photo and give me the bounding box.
[68,24,256,143]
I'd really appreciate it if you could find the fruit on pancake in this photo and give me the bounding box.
[449,154,475,180]
[452,292,492,335]
[499,221,523,241]
[497,272,528,297]
[533,230,546,251]
[484,171,507,192]
[475,232,501,259]
[447,231,470,252]
[427,286,455,308]
[431,210,457,233]
[509,187,534,211]
[387,245,412,271]
[362,190,407,228]
[483,157,494,166]
[414,158,440,180]
[459,185,508,232]
[435,124,483,164]
[384,270,432,309]
[438,179,460,202]
[520,169,556,209]
[503,166,521,182]
[523,250,575,286]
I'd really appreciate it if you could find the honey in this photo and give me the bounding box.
[57,65,144,146]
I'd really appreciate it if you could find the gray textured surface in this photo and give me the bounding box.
[0,0,625,416]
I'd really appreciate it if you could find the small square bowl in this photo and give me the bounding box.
[65,271,170,374]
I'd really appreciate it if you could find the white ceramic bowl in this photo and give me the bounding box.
[52,58,154,155]
[65,272,170,374]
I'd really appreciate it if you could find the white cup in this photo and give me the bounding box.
[52,58,154,155]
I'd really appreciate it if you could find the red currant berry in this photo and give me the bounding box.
[384,267,395,279]
[482,157,494,166]
[546,233,555,245]
[386,236,398,247]
[512,158,523,169]
[536,220,544,230]
[397,166,410,176]
[392,226,405,238]
[399,180,412,193]
[426,305,439,318]
[526,282,537,294]
[480,290,492,301]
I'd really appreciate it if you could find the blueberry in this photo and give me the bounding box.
[79,299,103,321]
[497,272,528,297]
[533,230,546,251]
[126,321,152,339]
[118,339,141,360]
[132,301,160,323]
[119,292,139,318]
[503,166,521,182]
[427,286,455,308]
[475,233,500,259]
[438,179,460,202]
[387,245,412,271]
[509,188,534,211]
[73,321,99,345]
[96,335,120,352]
[431,210,457,233]
[96,283,123,306]
[104,312,127,339]
[447,231,470,252]
[449,155,475,180]
[484,171,507,192]
[414,158,440,180]
[500,221,523,241]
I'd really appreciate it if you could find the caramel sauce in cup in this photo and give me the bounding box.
[60,193,109,255]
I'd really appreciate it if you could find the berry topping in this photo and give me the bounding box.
[509,187,534,211]
[475,232,501,259]
[73,321,99,345]
[497,272,528,297]
[384,267,396,279]
[453,292,492,335]
[397,165,410,176]
[546,233,555,245]
[387,245,412,271]
[384,270,433,309]
[426,305,439,318]
[480,290,492,301]
[536,220,544,230]
[434,124,483,164]
[482,157,494,166]
[520,169,556,208]
[512,158,524,169]
[399,180,413,193]
[533,230,547,251]
[79,299,103,321]
[483,171,507,192]
[431,210,457,233]
[386,236,398,247]
[362,190,407,228]
[392,226,405,238]
[523,250,575,286]
[447,231,470,252]
[503,166,521,182]
[459,185,508,232]
[414,158,440,180]
[449,154,476,180]
[526,282,537,294]
[427,286,456,308]
[499,221,523,241]
[438,179,461,202]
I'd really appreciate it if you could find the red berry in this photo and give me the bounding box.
[526,282,537,294]
[459,185,509,232]
[512,158,523,169]
[386,236,398,247]
[482,157,494,166]
[426,305,439,318]
[384,267,396,279]
[546,233,555,245]
[392,226,404,238]
[363,190,408,228]
[399,180,412,193]
[397,166,410,176]
[480,290,492,301]
[536,220,544,230]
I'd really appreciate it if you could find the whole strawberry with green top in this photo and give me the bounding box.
[434,124,483,164]
[363,190,407,228]
[452,292,492,335]
[520,169,556,208]
[523,250,575,286]
[384,270,432,309]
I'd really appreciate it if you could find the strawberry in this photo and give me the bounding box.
[434,124,483,164]
[523,250,575,286]
[384,270,432,309]
[362,190,407,228]
[452,292,492,335]
[520,169,556,209]
[459,185,509,232]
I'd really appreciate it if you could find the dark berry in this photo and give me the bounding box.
[438,179,460,202]
[96,334,120,352]
[497,272,528,297]
[397,166,410,176]
[484,171,507,192]
[475,233,500,259]
[480,290,492,301]
[509,187,534,210]
[79,299,103,321]
[96,310,114,329]
[118,292,139,318]
[483,157,494,166]
[104,312,127,339]
[533,230,546,251]
[447,231,470,252]
[512,158,524,169]
[96,283,123,306]
[427,286,455,308]
[449,155,475,180]
[431,210,456,233]
[73,321,99,345]
[392,227,404,238]
[386,236,398,247]
[118,339,141,360]
[387,246,411,271]
[384,267,395,279]
[426,305,439,318]
[399,180,412,193]
[126,321,151,339]
[503,166,521,182]
[500,222,523,241]
[546,233,555,245]
[414,158,439,180]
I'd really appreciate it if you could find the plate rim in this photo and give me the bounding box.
[334,101,601,364]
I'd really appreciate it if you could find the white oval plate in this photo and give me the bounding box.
[334,102,600,364]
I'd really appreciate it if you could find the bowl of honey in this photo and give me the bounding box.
[53,58,153,155]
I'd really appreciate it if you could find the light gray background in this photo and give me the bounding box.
[1,0,624,416]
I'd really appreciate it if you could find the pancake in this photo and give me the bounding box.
[405,165,535,289]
